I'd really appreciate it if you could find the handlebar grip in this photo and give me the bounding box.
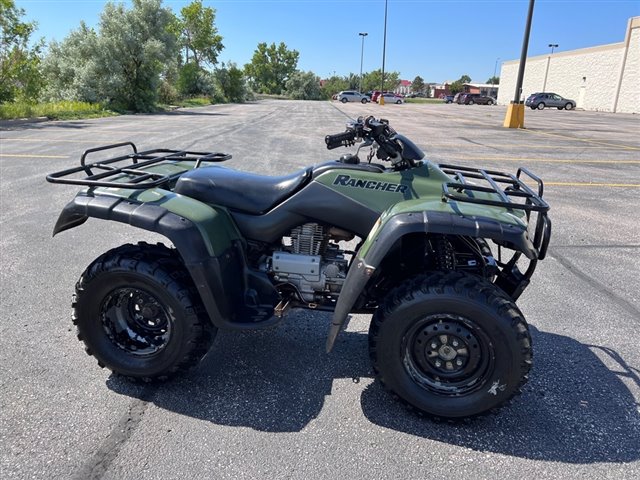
[325,130,357,150]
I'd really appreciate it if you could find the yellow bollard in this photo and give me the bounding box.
[379,94,385,105]
[503,102,525,128]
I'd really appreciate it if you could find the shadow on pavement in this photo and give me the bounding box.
[107,318,640,463]
[361,326,640,464]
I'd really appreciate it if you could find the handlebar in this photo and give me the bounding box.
[325,130,357,150]
[324,116,424,167]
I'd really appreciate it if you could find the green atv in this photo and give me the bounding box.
[47,116,551,420]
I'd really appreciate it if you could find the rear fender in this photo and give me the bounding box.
[53,189,255,329]
[326,208,535,352]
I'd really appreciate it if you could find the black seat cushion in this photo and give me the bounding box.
[174,166,311,214]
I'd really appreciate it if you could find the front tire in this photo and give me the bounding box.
[537,102,545,110]
[341,97,348,103]
[565,103,574,110]
[368,272,531,420]
[73,243,215,381]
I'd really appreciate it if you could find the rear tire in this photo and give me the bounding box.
[73,243,215,381]
[361,98,368,104]
[368,271,532,420]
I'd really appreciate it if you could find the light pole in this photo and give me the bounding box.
[503,0,536,128]
[379,0,388,105]
[493,57,500,82]
[358,32,368,93]
[542,43,558,91]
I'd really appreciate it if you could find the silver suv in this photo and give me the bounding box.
[337,91,368,104]
[525,92,576,110]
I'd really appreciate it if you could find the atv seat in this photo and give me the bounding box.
[174,166,312,214]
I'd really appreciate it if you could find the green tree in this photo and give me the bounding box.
[320,75,349,99]
[96,0,179,111]
[449,74,472,95]
[411,75,425,93]
[213,62,250,103]
[285,70,322,100]
[244,42,299,94]
[178,0,223,68]
[362,69,400,92]
[486,75,500,85]
[41,23,100,102]
[0,0,44,102]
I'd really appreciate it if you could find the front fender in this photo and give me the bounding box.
[53,188,243,328]
[326,205,534,352]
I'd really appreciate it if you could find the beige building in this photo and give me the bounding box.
[498,16,639,113]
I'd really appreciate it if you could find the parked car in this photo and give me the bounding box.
[380,93,404,104]
[443,95,454,103]
[406,92,426,98]
[337,91,369,104]
[453,92,466,104]
[461,93,496,105]
[372,90,393,103]
[525,92,576,110]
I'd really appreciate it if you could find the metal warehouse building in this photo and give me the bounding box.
[498,16,639,114]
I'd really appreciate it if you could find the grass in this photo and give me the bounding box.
[0,100,117,120]
[403,98,445,105]
[172,96,212,108]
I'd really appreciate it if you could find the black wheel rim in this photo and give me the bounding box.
[402,314,494,396]
[101,287,172,356]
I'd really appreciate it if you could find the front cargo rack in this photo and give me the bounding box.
[46,142,230,189]
[439,163,551,261]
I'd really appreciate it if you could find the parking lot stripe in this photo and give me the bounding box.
[547,181,640,187]
[521,129,640,151]
[0,153,69,158]
[449,156,640,164]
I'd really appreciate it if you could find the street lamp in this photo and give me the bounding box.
[542,43,558,91]
[493,57,500,83]
[380,0,388,105]
[358,32,368,93]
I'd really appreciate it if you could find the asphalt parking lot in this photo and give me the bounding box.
[1,100,639,479]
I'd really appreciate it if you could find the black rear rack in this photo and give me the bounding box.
[46,142,231,189]
[439,164,549,213]
[439,163,551,261]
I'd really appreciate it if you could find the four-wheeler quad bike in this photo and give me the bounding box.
[47,116,551,420]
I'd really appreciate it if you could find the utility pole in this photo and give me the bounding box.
[380,0,388,105]
[503,0,536,128]
[359,32,368,93]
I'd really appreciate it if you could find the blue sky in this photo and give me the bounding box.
[17,0,640,83]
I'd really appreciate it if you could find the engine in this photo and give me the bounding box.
[263,223,352,305]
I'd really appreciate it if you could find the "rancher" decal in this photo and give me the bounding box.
[333,174,408,194]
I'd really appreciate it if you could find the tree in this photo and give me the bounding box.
[285,70,322,100]
[96,0,179,111]
[486,76,500,85]
[320,75,349,99]
[214,62,250,103]
[362,69,400,92]
[448,74,472,95]
[41,23,100,102]
[0,0,44,102]
[244,42,299,95]
[411,75,425,93]
[178,0,223,68]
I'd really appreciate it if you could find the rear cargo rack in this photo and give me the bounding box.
[439,164,549,213]
[46,142,231,189]
[439,163,551,261]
